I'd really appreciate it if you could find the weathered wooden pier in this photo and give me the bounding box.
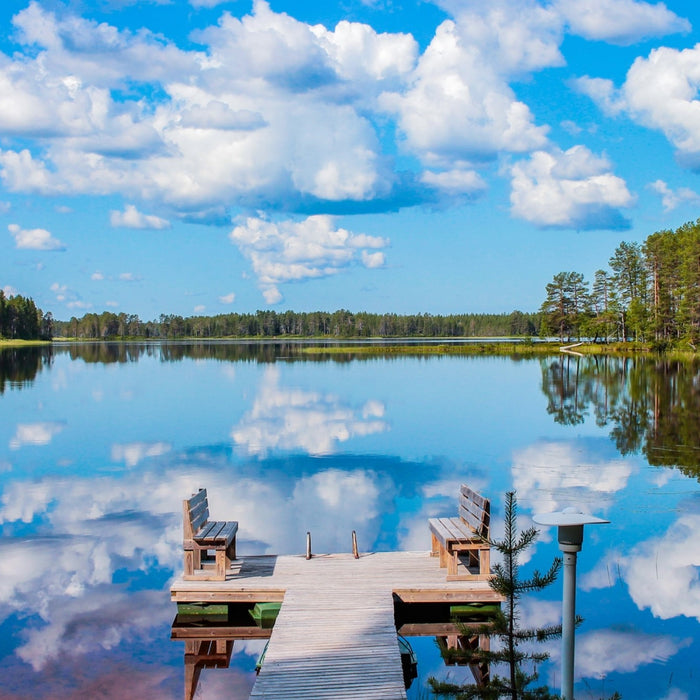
[170,550,502,699]
[171,484,498,697]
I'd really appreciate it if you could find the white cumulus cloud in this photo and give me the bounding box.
[230,215,389,304]
[110,204,170,230]
[555,0,690,45]
[0,0,690,235]
[510,145,634,229]
[9,223,65,251]
[380,18,549,169]
[578,44,700,170]
[118,272,139,281]
[361,250,385,268]
[648,180,700,211]
[0,2,398,211]
[420,168,487,196]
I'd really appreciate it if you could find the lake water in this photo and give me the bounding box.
[1,343,699,699]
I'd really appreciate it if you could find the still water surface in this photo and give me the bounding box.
[1,343,699,699]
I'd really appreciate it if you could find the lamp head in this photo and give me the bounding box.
[533,507,610,553]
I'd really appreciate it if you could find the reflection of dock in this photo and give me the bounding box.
[170,551,502,699]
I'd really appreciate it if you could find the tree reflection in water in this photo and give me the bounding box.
[540,355,700,478]
[0,346,52,394]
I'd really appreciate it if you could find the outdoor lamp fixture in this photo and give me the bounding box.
[532,507,609,700]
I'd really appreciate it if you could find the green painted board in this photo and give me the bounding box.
[249,601,282,628]
[177,602,229,616]
[450,603,501,617]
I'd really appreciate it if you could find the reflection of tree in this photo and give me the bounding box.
[66,342,159,364]
[64,341,339,364]
[0,346,52,394]
[540,355,700,477]
[541,355,589,425]
[6,342,442,378]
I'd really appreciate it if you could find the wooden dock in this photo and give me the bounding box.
[171,550,502,699]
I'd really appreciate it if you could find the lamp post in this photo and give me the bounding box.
[533,507,609,700]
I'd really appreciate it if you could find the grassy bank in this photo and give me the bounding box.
[0,339,51,347]
[301,341,659,357]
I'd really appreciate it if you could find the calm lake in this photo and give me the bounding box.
[1,342,699,699]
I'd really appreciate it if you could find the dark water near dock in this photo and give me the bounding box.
[1,342,699,699]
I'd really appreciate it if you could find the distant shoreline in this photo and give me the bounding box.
[1,337,684,357]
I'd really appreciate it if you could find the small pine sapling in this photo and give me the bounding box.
[430,491,565,700]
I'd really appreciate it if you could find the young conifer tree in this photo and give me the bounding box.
[430,491,563,700]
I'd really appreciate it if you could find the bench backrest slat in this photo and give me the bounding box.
[188,488,208,510]
[189,501,210,532]
[183,488,210,539]
[458,484,490,539]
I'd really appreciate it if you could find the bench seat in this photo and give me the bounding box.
[190,520,238,548]
[429,485,491,581]
[183,489,238,581]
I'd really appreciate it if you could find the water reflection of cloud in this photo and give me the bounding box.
[9,422,65,449]
[16,588,172,671]
[548,628,690,682]
[231,366,387,456]
[195,665,259,700]
[110,441,171,467]
[661,690,689,700]
[1,651,178,699]
[512,440,633,514]
[618,509,700,622]
[0,481,54,523]
[519,599,560,632]
[291,469,385,553]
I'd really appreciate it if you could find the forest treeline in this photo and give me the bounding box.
[0,290,52,340]
[1,287,539,340]
[540,218,700,347]
[51,308,539,339]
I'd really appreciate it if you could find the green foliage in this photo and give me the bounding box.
[540,272,591,341]
[429,491,562,700]
[541,219,700,347]
[52,309,542,340]
[0,290,49,340]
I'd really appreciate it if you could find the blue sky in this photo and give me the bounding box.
[1,0,699,320]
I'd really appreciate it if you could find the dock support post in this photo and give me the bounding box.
[306,531,312,559]
[352,530,359,559]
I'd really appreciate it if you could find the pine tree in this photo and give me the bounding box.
[430,491,562,699]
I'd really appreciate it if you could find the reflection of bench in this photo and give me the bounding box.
[437,634,491,686]
[183,488,238,581]
[428,484,491,580]
[184,639,233,700]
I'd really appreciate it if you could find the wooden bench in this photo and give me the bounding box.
[428,484,491,581]
[183,488,238,581]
